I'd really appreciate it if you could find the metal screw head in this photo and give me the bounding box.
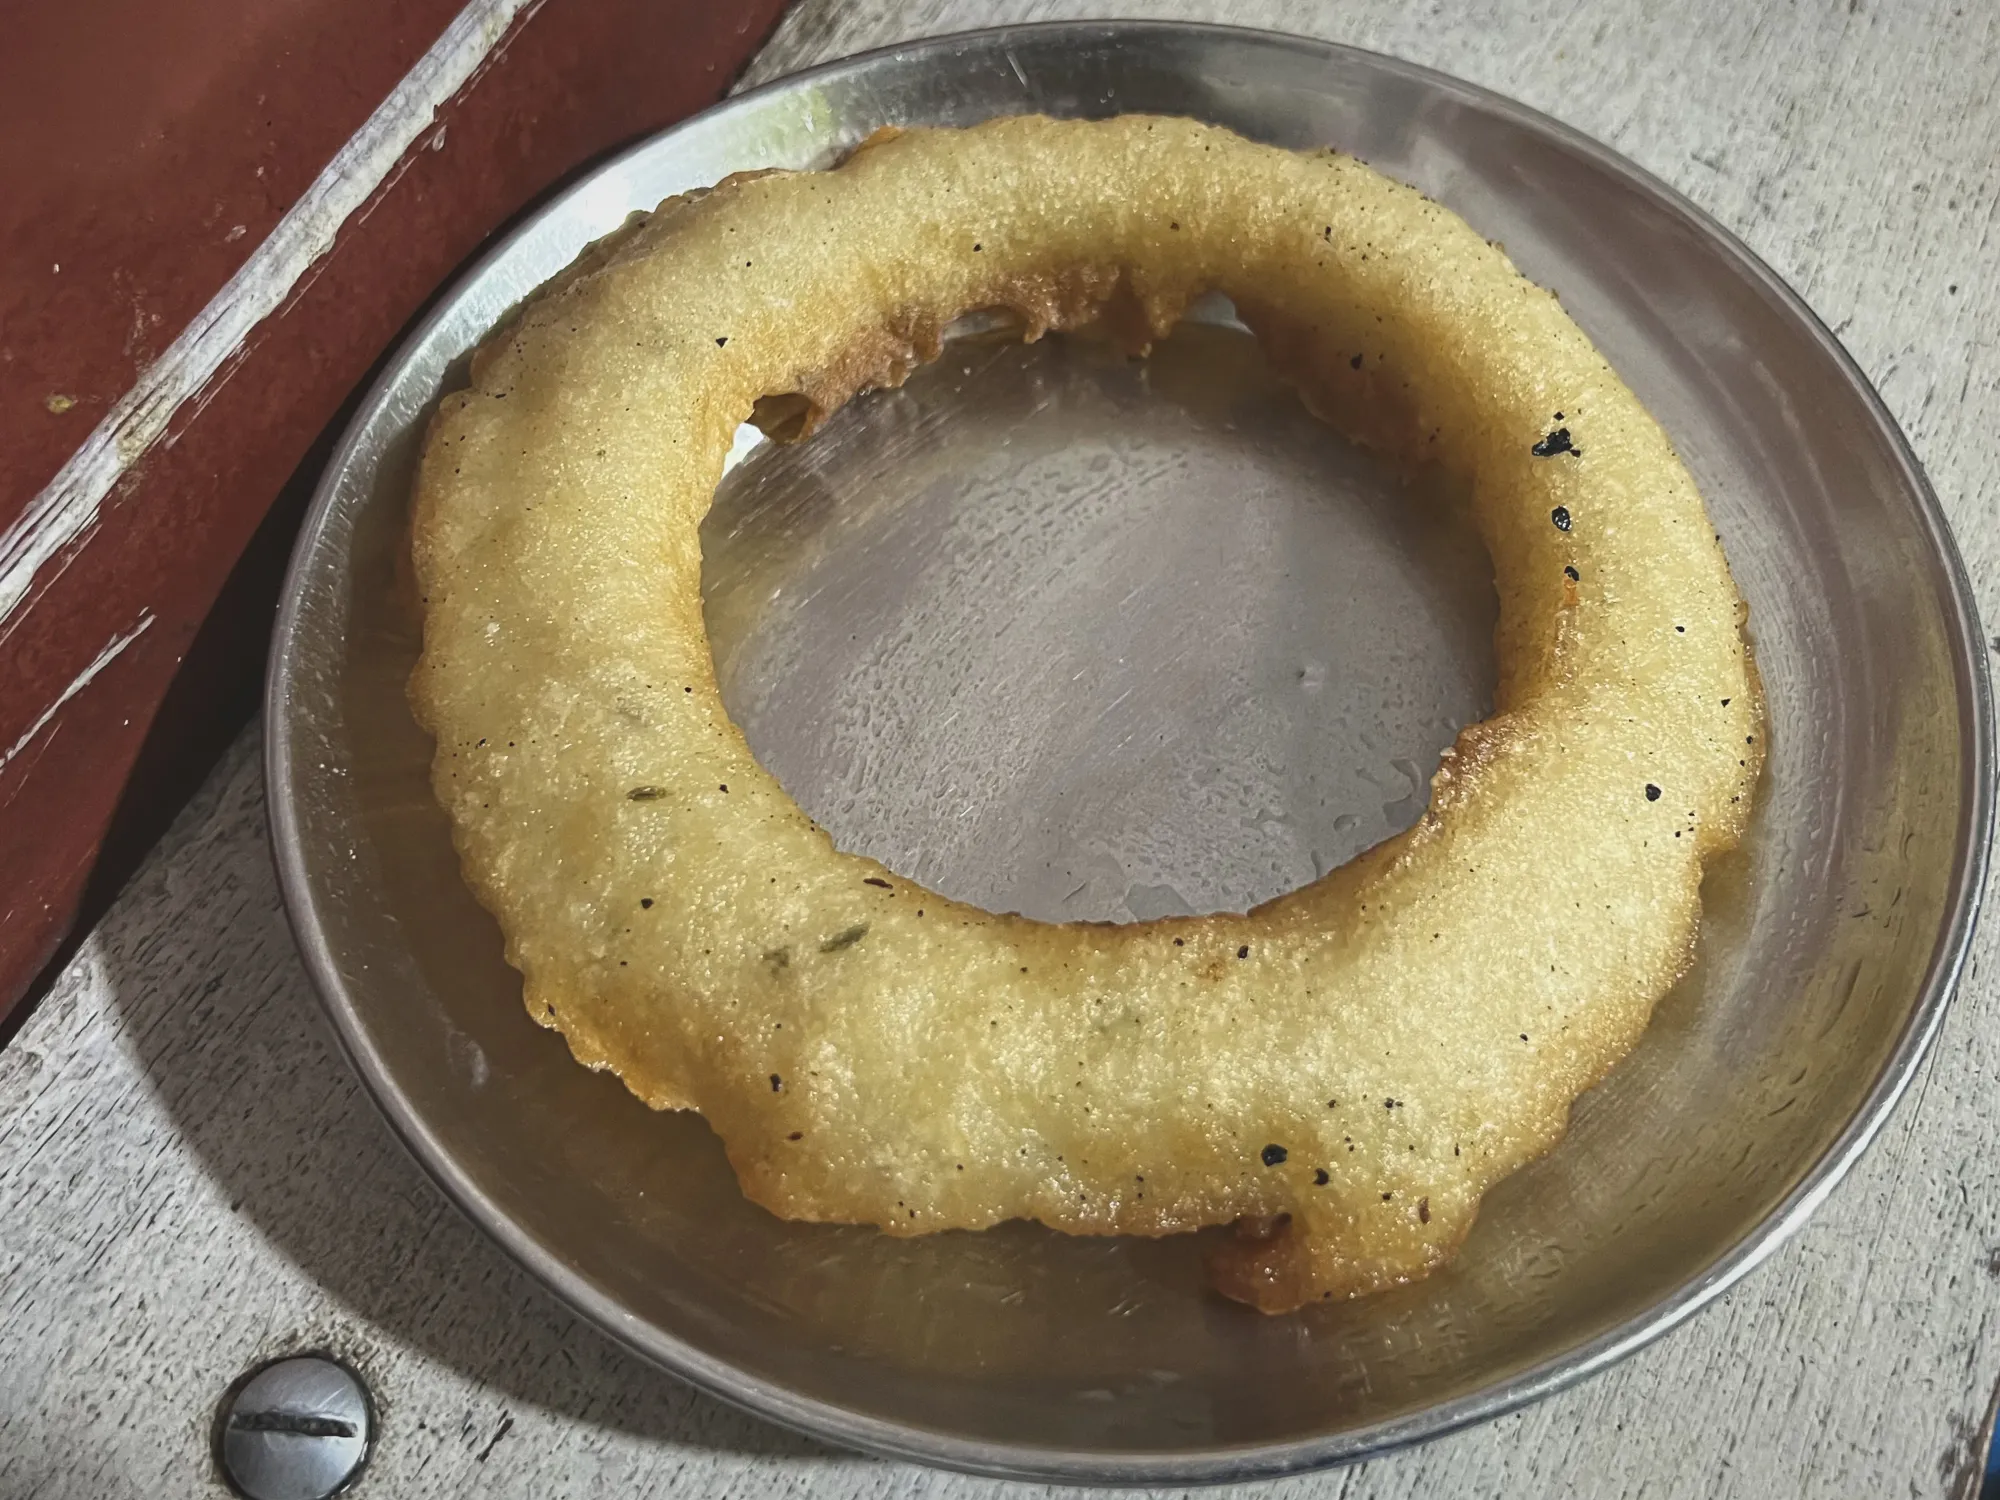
[215,1354,373,1500]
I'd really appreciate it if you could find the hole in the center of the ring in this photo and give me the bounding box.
[700,309,1498,924]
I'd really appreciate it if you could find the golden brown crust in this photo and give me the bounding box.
[408,115,1763,1312]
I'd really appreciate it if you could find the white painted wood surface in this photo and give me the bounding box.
[5,2,1999,1495]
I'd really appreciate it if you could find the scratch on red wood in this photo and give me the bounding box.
[0,613,155,777]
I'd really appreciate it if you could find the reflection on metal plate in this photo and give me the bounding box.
[703,319,1495,922]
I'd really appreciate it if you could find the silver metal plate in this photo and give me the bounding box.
[265,21,1992,1484]
[705,319,1496,923]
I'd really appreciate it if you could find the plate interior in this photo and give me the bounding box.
[269,23,1982,1479]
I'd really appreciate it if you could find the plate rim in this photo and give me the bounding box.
[264,17,1996,1484]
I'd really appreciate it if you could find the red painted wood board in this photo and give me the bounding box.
[0,0,795,1023]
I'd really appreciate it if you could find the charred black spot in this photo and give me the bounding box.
[1261,1144,1289,1166]
[1645,784,1662,801]
[819,923,869,953]
[1314,1168,1330,1186]
[1532,426,1577,458]
[863,877,892,889]
[1551,505,1572,532]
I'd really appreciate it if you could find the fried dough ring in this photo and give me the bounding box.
[410,115,1762,1312]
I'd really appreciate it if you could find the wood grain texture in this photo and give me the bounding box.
[4,1,1998,1495]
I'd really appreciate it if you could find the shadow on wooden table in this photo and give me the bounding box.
[94,733,839,1460]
